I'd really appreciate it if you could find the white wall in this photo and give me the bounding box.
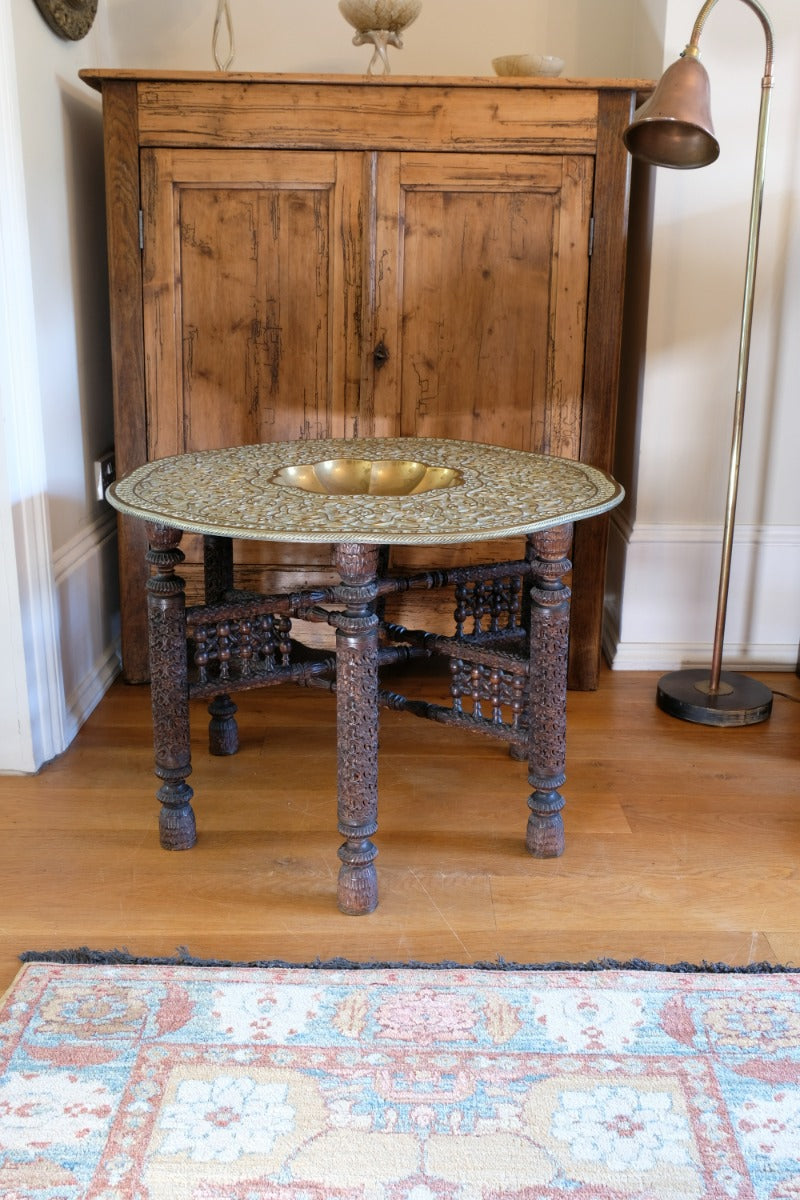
[606,0,800,672]
[546,0,666,78]
[104,0,549,76]
[1,0,120,771]
[1,0,796,771]
[0,0,55,772]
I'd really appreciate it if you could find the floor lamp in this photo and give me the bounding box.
[623,0,775,727]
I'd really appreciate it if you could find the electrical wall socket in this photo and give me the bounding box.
[94,450,116,501]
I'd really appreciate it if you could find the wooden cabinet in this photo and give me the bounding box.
[81,71,651,687]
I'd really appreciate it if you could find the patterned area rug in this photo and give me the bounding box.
[1,961,799,1198]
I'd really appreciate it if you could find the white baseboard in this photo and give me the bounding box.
[604,513,800,672]
[61,638,121,746]
[0,11,66,773]
[603,614,799,673]
[53,510,121,744]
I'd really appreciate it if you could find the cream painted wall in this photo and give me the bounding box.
[0,0,49,772]
[630,0,799,528]
[11,0,114,549]
[2,0,120,770]
[105,0,548,76]
[546,0,666,77]
[606,0,800,671]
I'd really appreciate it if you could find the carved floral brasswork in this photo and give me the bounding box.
[108,437,622,547]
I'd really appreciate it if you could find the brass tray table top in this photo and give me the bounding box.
[108,436,623,545]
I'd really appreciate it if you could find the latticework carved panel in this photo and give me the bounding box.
[453,574,523,638]
[188,612,292,685]
[448,657,528,731]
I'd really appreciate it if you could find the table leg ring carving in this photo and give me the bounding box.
[156,777,196,851]
[337,832,379,916]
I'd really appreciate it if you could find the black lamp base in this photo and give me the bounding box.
[656,668,772,727]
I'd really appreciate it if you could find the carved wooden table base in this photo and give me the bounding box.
[141,524,574,914]
[109,438,623,915]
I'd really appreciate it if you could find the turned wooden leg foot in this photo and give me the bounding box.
[147,523,196,851]
[208,694,239,756]
[337,841,378,916]
[525,525,572,859]
[526,789,565,858]
[157,779,197,850]
[333,543,380,915]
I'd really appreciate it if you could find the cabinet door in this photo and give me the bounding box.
[372,152,592,454]
[140,148,366,599]
[372,151,593,597]
[141,148,365,456]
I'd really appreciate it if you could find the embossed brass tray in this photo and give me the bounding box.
[108,436,623,545]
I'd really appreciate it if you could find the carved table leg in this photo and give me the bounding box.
[146,523,196,851]
[525,524,573,858]
[203,535,239,756]
[333,542,380,915]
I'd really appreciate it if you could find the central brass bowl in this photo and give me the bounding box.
[273,458,462,496]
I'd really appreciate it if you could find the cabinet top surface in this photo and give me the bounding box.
[80,69,653,92]
[107,438,623,546]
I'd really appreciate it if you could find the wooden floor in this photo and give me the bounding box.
[1,665,798,992]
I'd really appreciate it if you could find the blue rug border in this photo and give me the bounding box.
[18,948,800,973]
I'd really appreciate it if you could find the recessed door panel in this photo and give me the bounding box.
[372,152,593,459]
[373,152,594,600]
[141,148,365,603]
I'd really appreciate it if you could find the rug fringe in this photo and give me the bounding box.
[17,947,800,973]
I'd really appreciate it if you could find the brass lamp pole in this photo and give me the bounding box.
[623,0,775,726]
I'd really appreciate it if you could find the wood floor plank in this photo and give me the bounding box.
[1,667,798,990]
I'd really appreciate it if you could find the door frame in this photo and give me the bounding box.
[0,1,66,771]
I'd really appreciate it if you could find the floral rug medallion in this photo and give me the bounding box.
[1,962,799,1197]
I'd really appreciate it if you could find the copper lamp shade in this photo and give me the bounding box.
[623,55,719,169]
